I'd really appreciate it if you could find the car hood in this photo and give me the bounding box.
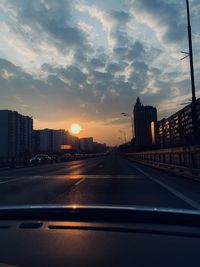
[0,205,199,225]
[0,204,197,213]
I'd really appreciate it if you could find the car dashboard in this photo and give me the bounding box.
[0,206,200,267]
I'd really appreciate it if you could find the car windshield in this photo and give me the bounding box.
[0,0,200,212]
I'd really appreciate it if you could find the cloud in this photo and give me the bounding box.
[110,10,131,25]
[132,0,186,46]
[75,3,113,31]
[0,0,92,71]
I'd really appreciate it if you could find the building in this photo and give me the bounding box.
[93,142,107,153]
[0,110,33,158]
[67,133,80,151]
[33,129,81,153]
[158,98,200,148]
[33,129,68,153]
[133,97,157,149]
[80,137,94,152]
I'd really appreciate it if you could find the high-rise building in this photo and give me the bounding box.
[133,97,157,149]
[0,110,33,158]
[33,129,68,153]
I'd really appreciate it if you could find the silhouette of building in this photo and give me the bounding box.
[0,110,33,158]
[33,129,68,153]
[93,142,107,153]
[33,129,80,153]
[80,137,94,152]
[133,97,157,149]
[67,134,80,151]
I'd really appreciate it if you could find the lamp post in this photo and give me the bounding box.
[121,112,134,140]
[185,0,198,144]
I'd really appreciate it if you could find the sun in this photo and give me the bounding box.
[70,123,82,135]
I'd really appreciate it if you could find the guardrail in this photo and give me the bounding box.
[123,145,200,181]
[0,158,27,169]
[0,152,109,171]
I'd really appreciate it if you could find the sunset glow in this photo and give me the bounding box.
[70,123,82,135]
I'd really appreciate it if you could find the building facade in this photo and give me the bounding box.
[33,129,81,153]
[93,142,107,153]
[33,129,68,153]
[158,98,200,148]
[0,110,33,158]
[133,97,157,150]
[67,133,80,151]
[80,137,94,152]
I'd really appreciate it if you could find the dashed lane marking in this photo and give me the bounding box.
[74,178,86,186]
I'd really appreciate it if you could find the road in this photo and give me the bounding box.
[0,149,200,210]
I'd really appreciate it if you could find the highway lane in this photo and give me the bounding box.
[0,150,200,210]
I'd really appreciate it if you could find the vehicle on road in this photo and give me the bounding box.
[29,154,51,165]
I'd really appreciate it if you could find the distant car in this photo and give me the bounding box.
[51,155,59,163]
[29,154,51,165]
[60,154,74,162]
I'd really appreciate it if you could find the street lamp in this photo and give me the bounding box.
[121,112,134,140]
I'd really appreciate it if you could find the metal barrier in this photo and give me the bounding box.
[123,145,200,181]
[0,158,27,169]
[0,152,109,171]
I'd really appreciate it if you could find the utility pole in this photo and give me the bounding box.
[186,0,198,144]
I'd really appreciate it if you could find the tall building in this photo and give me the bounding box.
[133,97,157,149]
[33,129,68,153]
[0,110,33,158]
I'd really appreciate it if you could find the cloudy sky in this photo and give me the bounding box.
[0,0,200,145]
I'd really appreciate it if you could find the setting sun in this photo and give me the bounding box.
[70,123,82,135]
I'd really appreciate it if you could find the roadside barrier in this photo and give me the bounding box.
[0,152,109,171]
[123,145,200,181]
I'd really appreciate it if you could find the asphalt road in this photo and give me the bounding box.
[0,149,200,210]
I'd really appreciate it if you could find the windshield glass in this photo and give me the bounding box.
[0,0,200,211]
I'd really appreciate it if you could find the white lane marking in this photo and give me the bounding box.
[49,178,86,203]
[0,177,26,185]
[133,164,200,210]
[74,178,86,186]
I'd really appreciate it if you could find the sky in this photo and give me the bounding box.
[0,0,200,145]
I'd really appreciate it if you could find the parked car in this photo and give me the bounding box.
[29,154,51,165]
